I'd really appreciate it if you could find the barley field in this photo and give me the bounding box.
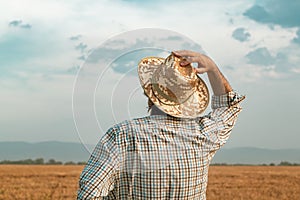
[0,165,299,200]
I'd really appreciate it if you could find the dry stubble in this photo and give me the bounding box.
[0,165,299,200]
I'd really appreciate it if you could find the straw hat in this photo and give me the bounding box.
[138,52,209,118]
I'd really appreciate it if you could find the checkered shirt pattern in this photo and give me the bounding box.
[77,91,245,200]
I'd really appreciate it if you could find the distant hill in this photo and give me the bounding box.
[212,147,300,164]
[0,141,299,164]
[0,141,93,162]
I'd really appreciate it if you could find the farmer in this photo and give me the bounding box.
[77,50,245,199]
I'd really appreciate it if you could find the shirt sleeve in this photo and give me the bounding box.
[77,127,119,200]
[199,91,245,152]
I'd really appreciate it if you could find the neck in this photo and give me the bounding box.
[150,105,167,116]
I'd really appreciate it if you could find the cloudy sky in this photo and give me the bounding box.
[1,0,299,150]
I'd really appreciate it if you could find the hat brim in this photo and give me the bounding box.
[138,56,210,118]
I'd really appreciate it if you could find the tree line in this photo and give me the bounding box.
[211,161,300,166]
[0,158,299,166]
[0,158,87,165]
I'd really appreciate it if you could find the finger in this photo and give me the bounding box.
[172,51,182,57]
[186,57,200,63]
[180,57,199,66]
[194,67,207,74]
[180,60,190,66]
[173,50,199,57]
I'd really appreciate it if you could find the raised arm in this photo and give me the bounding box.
[173,50,245,151]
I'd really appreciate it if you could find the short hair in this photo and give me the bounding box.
[144,91,154,112]
[147,98,154,112]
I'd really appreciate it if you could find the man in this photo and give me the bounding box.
[77,50,245,199]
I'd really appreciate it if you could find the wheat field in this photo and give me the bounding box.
[0,165,299,200]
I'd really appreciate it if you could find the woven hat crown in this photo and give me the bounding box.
[151,53,198,105]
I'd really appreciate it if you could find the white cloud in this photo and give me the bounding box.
[291,68,300,74]
[292,28,300,44]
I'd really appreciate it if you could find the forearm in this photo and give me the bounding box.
[206,59,232,95]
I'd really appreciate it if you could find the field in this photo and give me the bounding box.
[0,165,299,200]
[207,166,300,200]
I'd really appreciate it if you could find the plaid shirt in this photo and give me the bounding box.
[78,91,245,200]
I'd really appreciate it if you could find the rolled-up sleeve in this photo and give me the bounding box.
[200,91,245,151]
[77,128,119,200]
[211,90,245,109]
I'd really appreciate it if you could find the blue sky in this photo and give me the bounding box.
[1,0,299,149]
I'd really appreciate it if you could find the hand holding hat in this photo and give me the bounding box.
[173,50,218,74]
[173,50,234,96]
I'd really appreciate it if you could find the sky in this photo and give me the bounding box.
[1,0,299,150]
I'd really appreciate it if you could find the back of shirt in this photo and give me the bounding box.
[77,91,245,200]
[112,115,215,199]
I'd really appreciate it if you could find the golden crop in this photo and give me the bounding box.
[0,165,299,200]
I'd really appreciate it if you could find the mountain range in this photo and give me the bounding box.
[0,141,299,164]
